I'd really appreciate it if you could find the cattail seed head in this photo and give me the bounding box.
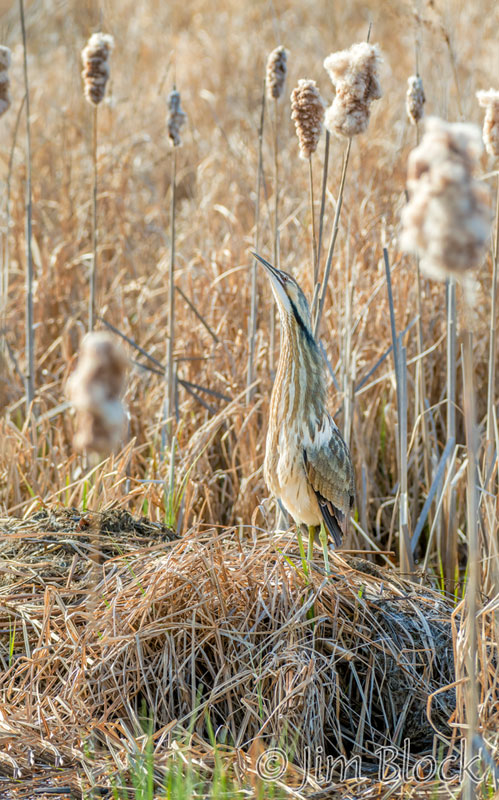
[67,332,128,454]
[81,32,114,106]
[476,89,499,158]
[266,45,288,101]
[290,79,325,159]
[406,75,425,125]
[167,88,187,147]
[323,42,382,138]
[0,46,12,118]
[401,116,491,283]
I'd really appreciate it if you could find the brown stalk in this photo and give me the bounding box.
[19,0,34,414]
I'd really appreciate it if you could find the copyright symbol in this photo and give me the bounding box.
[256,747,288,781]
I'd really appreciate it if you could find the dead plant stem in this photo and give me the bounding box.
[19,0,34,414]
[89,105,98,331]
[313,136,352,337]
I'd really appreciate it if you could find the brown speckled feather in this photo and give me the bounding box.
[303,416,355,546]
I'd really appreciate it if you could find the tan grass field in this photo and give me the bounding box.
[0,0,498,797]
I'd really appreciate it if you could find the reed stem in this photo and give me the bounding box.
[269,97,279,376]
[485,175,499,470]
[19,0,34,414]
[89,105,98,332]
[247,81,265,404]
[308,155,318,285]
[164,147,177,451]
[462,326,480,800]
[313,137,352,337]
[1,95,25,357]
[443,277,458,590]
[316,129,330,275]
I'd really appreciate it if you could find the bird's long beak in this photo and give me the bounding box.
[251,251,284,286]
[251,251,290,313]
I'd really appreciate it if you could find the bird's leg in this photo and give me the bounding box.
[319,522,330,576]
[307,525,315,562]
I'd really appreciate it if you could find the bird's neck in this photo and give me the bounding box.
[269,315,327,436]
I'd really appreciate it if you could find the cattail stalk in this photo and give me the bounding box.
[163,88,186,451]
[291,79,325,284]
[411,98,433,518]
[308,157,317,283]
[89,105,98,331]
[266,46,287,376]
[0,45,12,353]
[247,81,266,404]
[313,35,380,335]
[81,32,114,331]
[270,96,279,376]
[462,326,479,800]
[477,89,499,471]
[164,146,177,450]
[485,176,499,466]
[316,129,330,275]
[400,118,490,794]
[1,96,25,362]
[313,137,351,336]
[19,0,34,414]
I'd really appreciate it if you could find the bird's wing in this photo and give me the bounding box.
[303,417,355,547]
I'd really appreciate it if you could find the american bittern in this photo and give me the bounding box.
[254,252,354,572]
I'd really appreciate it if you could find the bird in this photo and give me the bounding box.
[253,252,354,573]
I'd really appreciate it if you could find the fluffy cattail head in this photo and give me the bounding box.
[81,32,114,106]
[401,116,491,283]
[167,88,187,147]
[476,89,499,158]
[323,42,382,138]
[406,75,425,125]
[290,79,325,159]
[67,332,128,454]
[0,46,12,118]
[266,45,288,100]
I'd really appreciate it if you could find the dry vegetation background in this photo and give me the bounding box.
[0,0,498,797]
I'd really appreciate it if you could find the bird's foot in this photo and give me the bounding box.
[319,523,330,576]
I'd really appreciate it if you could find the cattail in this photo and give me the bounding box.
[476,89,499,158]
[406,75,425,125]
[266,45,288,100]
[401,116,491,282]
[67,332,127,454]
[81,32,114,106]
[290,79,325,159]
[323,42,382,138]
[0,45,11,118]
[167,88,187,147]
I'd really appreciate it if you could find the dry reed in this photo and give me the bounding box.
[66,332,128,454]
[266,45,288,375]
[1,513,486,795]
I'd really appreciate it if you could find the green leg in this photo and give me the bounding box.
[319,522,330,576]
[307,525,315,562]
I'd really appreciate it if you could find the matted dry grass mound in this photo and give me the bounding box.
[0,510,496,797]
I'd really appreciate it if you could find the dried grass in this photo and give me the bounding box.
[1,509,496,796]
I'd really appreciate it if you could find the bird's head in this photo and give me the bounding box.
[252,252,313,336]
